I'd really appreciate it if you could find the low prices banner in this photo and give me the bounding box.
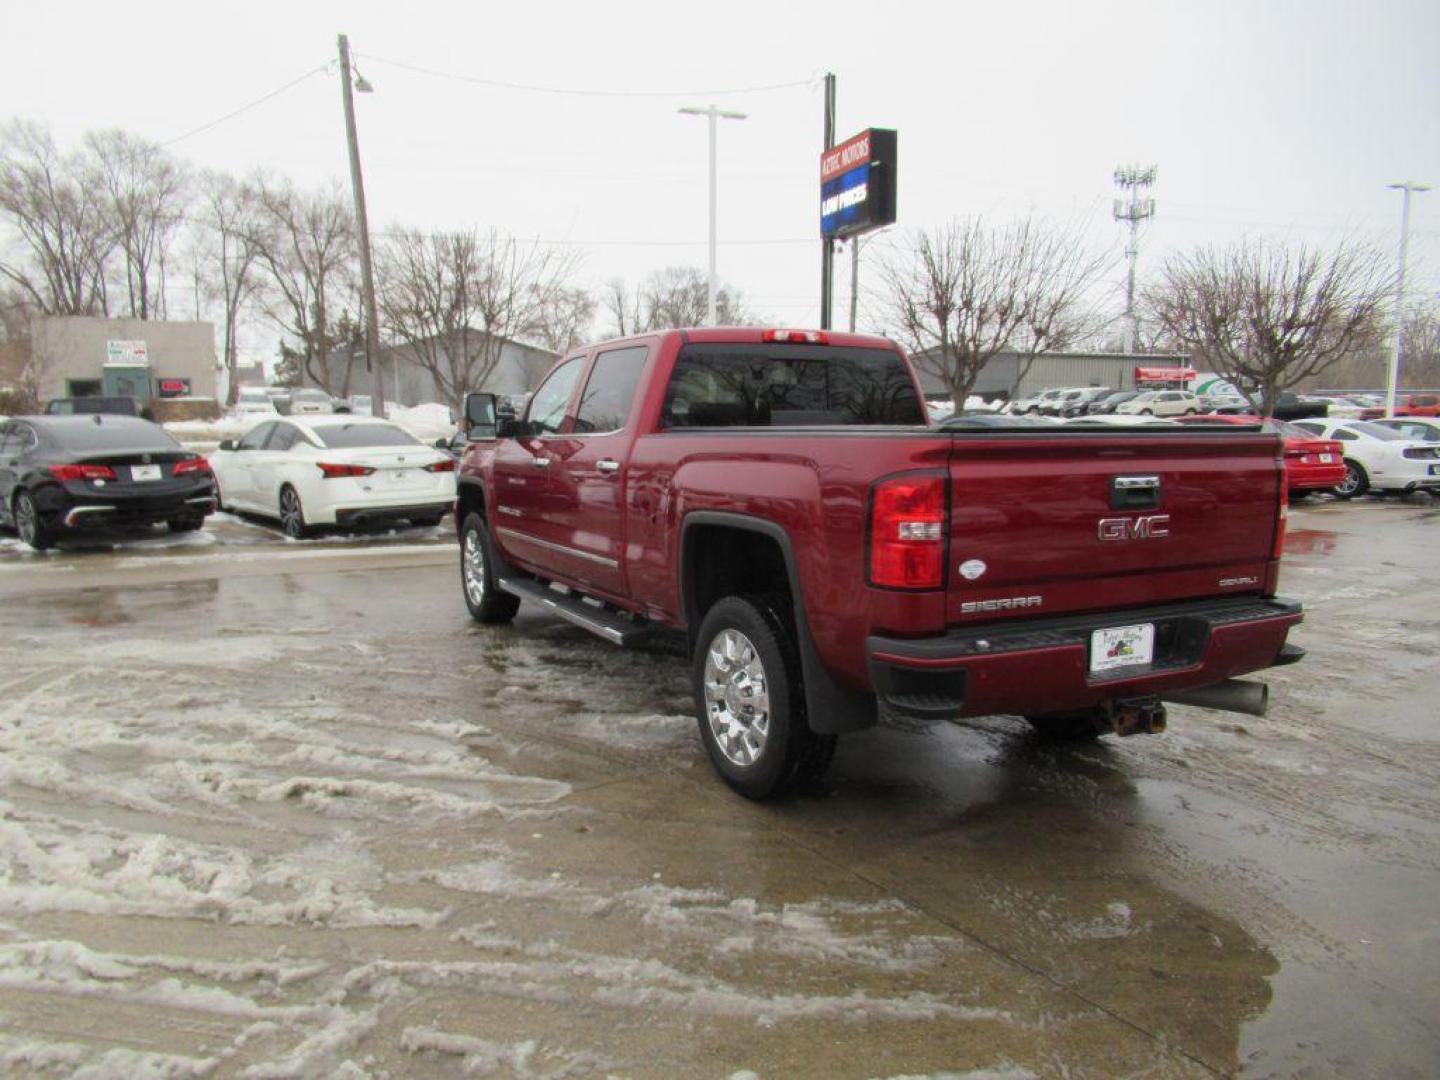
[820,128,897,240]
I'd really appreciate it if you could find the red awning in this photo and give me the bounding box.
[1134,366,1197,382]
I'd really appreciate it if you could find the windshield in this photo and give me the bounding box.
[294,390,330,402]
[312,422,421,448]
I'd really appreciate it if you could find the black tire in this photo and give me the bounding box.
[1026,711,1105,740]
[278,485,310,539]
[13,490,56,551]
[213,478,228,513]
[1140,409,1154,416]
[412,513,446,528]
[167,517,204,533]
[1184,408,1197,416]
[1333,459,1369,499]
[692,593,837,800]
[459,511,519,624]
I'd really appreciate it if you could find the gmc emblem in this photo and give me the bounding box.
[1098,514,1171,541]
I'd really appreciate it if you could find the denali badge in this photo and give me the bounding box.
[961,595,1042,614]
[1098,514,1171,541]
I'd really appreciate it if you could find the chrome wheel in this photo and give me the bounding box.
[279,487,304,538]
[703,628,771,767]
[15,493,37,545]
[1336,465,1360,496]
[462,525,486,606]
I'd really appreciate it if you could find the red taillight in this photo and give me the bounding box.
[48,464,116,481]
[762,329,829,344]
[317,462,376,479]
[869,473,947,590]
[424,458,456,473]
[173,456,209,476]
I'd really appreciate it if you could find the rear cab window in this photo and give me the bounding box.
[662,343,924,428]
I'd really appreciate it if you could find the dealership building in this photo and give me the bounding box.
[910,349,1194,402]
[28,317,218,404]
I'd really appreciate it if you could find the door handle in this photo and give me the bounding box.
[533,456,551,468]
[596,459,620,475]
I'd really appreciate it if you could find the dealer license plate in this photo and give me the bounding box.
[1320,453,1334,463]
[130,464,162,481]
[1090,623,1155,674]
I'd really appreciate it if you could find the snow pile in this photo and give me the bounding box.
[389,402,456,443]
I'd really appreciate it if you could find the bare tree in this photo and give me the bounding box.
[641,266,751,329]
[601,278,643,337]
[84,129,188,320]
[0,120,115,315]
[376,228,580,411]
[879,217,1111,409]
[251,178,356,394]
[525,284,595,353]
[194,171,265,405]
[1146,238,1392,415]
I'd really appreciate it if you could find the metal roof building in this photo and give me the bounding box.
[911,348,1192,402]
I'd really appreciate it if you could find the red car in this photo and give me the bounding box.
[1359,393,1440,420]
[1177,414,1346,494]
[453,328,1302,799]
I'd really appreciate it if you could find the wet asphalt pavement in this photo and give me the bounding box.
[0,499,1436,1078]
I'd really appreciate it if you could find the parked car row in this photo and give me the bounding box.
[232,387,378,418]
[1,411,456,550]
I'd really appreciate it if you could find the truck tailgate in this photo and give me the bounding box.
[946,432,1282,623]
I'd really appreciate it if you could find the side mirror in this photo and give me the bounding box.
[218,439,236,452]
[463,392,499,440]
[434,437,449,450]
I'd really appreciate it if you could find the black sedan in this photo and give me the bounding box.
[0,415,216,550]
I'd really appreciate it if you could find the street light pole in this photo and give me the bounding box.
[679,105,746,326]
[1385,181,1430,419]
[337,33,385,418]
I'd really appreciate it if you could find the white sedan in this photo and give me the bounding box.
[211,415,456,538]
[1291,418,1440,498]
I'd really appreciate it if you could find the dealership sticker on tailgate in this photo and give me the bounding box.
[1090,623,1155,674]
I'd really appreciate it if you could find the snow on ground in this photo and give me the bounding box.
[0,567,1032,1076]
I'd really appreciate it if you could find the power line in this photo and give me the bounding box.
[359,53,816,99]
[163,63,331,147]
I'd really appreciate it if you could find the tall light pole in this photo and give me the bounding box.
[1113,165,1157,353]
[1385,181,1430,418]
[337,33,385,417]
[679,105,746,326]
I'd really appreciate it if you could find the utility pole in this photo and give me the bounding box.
[1385,181,1430,418]
[820,73,836,330]
[1112,165,1157,353]
[337,33,385,417]
[679,105,747,326]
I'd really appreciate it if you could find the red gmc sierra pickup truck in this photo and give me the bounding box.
[455,328,1304,799]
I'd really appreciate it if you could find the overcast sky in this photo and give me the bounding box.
[5,0,1437,353]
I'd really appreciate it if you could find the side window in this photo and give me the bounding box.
[526,357,585,435]
[1334,428,1358,441]
[238,422,275,451]
[573,346,648,434]
[267,424,299,452]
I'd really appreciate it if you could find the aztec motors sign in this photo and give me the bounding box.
[819,128,897,240]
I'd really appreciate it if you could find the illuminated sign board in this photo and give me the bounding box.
[820,128,897,239]
[156,378,192,398]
